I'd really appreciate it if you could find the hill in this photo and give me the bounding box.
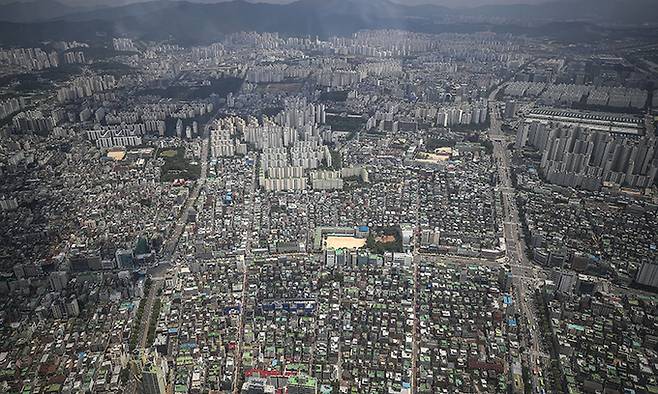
[0,0,656,45]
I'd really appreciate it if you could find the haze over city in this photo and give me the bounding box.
[0,0,657,393]
[0,0,558,5]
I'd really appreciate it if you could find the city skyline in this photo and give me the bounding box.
[0,1,657,394]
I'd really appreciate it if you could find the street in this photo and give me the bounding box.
[488,95,549,393]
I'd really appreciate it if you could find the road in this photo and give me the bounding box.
[162,136,210,259]
[411,180,421,394]
[488,97,548,393]
[128,130,210,393]
[232,155,257,394]
[126,280,162,394]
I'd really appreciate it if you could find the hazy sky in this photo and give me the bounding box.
[396,0,553,6]
[246,0,555,5]
[2,0,557,7]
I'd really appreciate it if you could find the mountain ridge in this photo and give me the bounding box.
[0,0,87,22]
[0,0,656,46]
[2,0,657,24]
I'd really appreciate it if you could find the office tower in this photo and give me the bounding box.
[635,262,658,289]
[176,119,183,138]
[65,297,80,317]
[504,100,517,119]
[49,271,68,291]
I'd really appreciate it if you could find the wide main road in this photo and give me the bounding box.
[162,135,210,260]
[126,279,163,394]
[232,154,258,394]
[488,100,548,393]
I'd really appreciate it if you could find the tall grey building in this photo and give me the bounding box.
[517,121,658,190]
[635,262,658,289]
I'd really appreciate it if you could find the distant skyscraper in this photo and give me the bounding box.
[176,119,183,138]
[516,121,658,190]
[49,271,68,291]
[635,262,658,289]
[504,100,517,119]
